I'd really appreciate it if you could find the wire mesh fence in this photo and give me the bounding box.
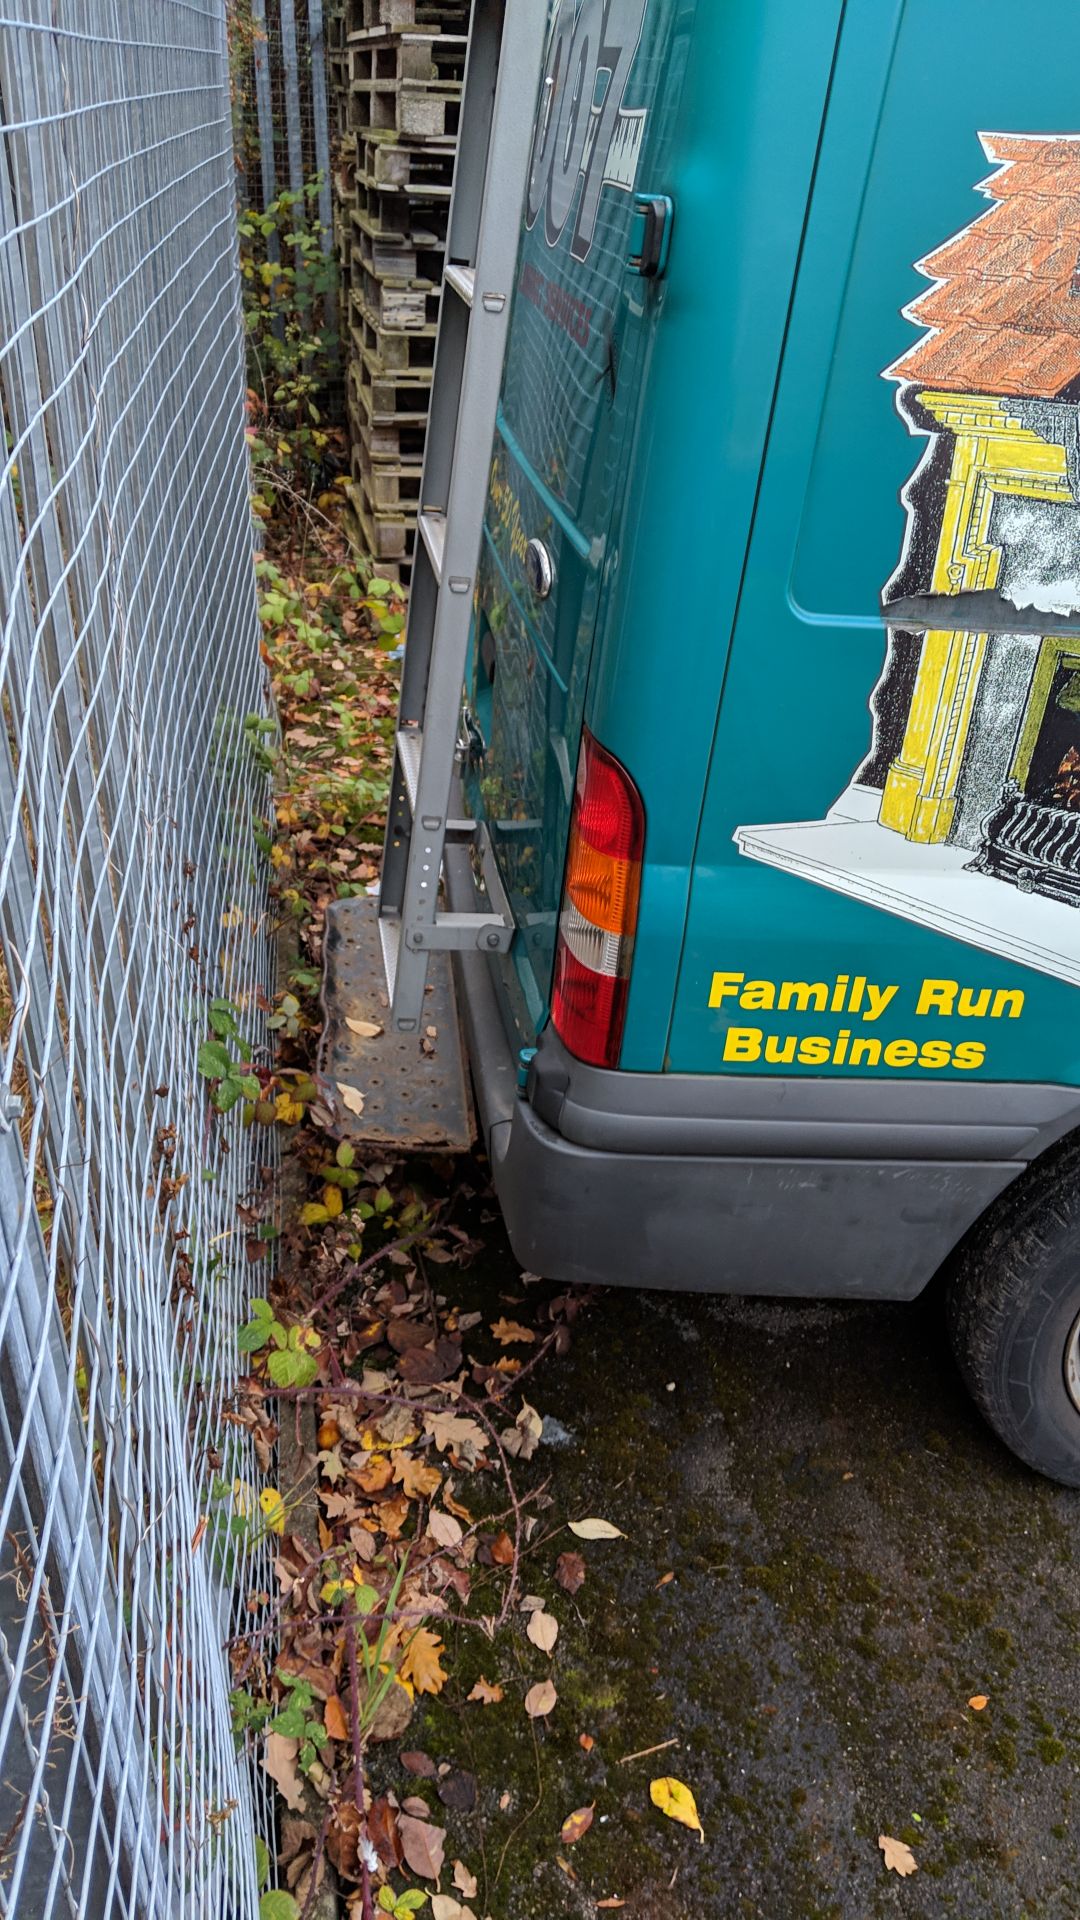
[0,3,276,1913]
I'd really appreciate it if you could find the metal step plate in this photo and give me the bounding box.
[318,896,474,1151]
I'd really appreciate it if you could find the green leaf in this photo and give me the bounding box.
[237,1319,272,1353]
[336,1142,355,1169]
[197,1040,233,1079]
[254,1836,270,1891]
[260,1894,299,1920]
[270,1702,306,1738]
[352,1583,378,1615]
[397,1896,428,1914]
[378,1892,397,1915]
[366,577,393,598]
[214,1079,243,1113]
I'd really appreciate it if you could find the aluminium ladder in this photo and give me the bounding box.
[374,0,549,1034]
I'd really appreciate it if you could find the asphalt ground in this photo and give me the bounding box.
[411,1236,1080,1920]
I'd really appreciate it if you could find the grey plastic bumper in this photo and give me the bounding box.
[446,862,1080,1300]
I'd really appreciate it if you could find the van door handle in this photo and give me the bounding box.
[628,193,673,278]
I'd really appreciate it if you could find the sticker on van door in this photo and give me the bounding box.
[526,0,649,262]
[736,131,1080,988]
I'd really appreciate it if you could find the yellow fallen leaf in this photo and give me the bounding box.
[321,1183,344,1218]
[968,1694,988,1711]
[258,1487,286,1535]
[491,1317,536,1345]
[650,1777,704,1842]
[274,1091,304,1125]
[568,1518,625,1541]
[878,1834,917,1877]
[399,1627,448,1697]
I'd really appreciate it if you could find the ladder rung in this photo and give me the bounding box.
[444,263,475,307]
[377,911,400,1002]
[418,508,446,581]
[396,728,422,811]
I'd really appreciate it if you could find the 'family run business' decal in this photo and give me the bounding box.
[526,0,648,262]
[708,969,1028,1073]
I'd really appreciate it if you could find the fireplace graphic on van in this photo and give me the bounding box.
[736,132,1080,986]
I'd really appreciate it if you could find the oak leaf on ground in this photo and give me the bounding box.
[878,1835,917,1877]
[399,1627,448,1697]
[392,1453,443,1499]
[490,1317,536,1345]
[423,1411,486,1463]
[467,1676,503,1705]
[452,1862,478,1899]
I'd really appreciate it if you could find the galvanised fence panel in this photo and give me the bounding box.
[0,3,274,1913]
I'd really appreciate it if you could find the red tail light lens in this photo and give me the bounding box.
[550,729,644,1068]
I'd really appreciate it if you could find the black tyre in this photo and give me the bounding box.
[947,1136,1080,1488]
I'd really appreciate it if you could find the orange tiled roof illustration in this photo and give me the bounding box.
[886,133,1080,399]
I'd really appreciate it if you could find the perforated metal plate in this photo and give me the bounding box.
[318,896,475,1151]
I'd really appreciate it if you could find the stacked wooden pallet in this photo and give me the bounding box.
[335,0,470,579]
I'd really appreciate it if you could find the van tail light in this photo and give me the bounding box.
[550,728,645,1069]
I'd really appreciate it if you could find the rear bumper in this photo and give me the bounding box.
[447,863,1080,1301]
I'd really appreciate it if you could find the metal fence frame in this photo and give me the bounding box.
[0,4,275,1913]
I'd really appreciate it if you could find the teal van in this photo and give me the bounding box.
[335,0,1080,1487]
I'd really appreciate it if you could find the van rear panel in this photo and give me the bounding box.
[664,0,1080,1089]
[466,0,694,1050]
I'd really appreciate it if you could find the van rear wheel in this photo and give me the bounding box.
[947,1139,1080,1488]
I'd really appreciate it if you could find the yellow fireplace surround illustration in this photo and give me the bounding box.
[880,392,1075,847]
[735,390,1080,986]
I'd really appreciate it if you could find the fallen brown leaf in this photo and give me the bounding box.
[398,1813,446,1881]
[524,1680,557,1719]
[323,1694,349,1742]
[968,1694,989,1711]
[393,1453,443,1499]
[526,1610,559,1654]
[579,1732,595,1752]
[468,1676,503,1705]
[399,1627,448,1697]
[491,1317,536,1346]
[355,1454,393,1494]
[878,1834,917,1877]
[555,1550,586,1594]
[262,1733,305,1812]
[489,1530,514,1566]
[400,1749,437,1777]
[452,1861,479,1899]
[428,1509,464,1550]
[568,1517,625,1541]
[345,1017,383,1039]
[560,1805,595,1845]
